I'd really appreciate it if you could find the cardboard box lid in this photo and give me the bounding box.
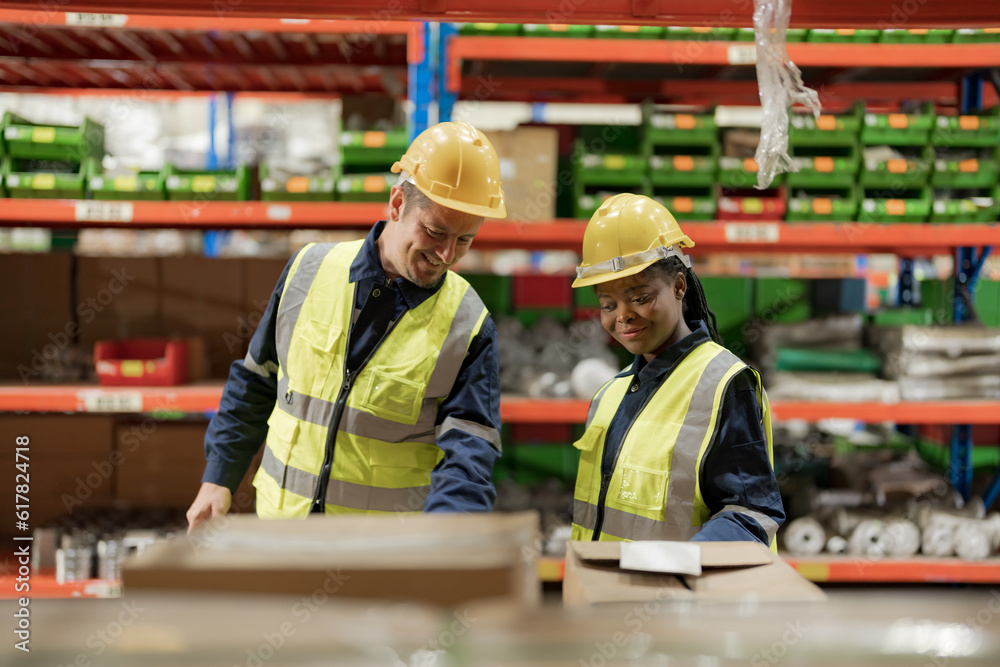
[564,540,826,607]
[123,512,540,608]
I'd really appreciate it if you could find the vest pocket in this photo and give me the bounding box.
[366,441,441,510]
[253,409,301,515]
[615,463,667,511]
[291,318,345,397]
[572,425,605,501]
[361,369,425,423]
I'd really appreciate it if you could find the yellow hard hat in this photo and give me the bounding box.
[391,121,506,219]
[572,193,694,288]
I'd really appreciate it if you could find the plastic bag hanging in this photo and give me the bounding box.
[752,0,821,189]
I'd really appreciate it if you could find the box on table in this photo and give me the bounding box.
[563,540,826,607]
[123,511,541,608]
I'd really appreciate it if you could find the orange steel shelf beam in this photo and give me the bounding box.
[1,1,998,29]
[3,386,1000,424]
[0,9,415,33]
[448,38,1000,91]
[785,556,1000,584]
[2,204,998,253]
[0,200,388,229]
[535,556,1000,584]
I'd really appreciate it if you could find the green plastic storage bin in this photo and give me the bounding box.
[522,24,594,38]
[786,28,808,42]
[336,172,394,202]
[456,23,521,36]
[649,187,717,221]
[594,25,663,39]
[1,112,104,162]
[163,164,250,201]
[861,108,935,146]
[664,27,736,41]
[879,29,954,43]
[754,278,811,324]
[807,29,880,43]
[461,274,512,315]
[259,161,334,201]
[648,152,718,188]
[644,107,718,147]
[733,28,757,42]
[718,156,782,188]
[930,186,1000,223]
[573,143,647,186]
[953,28,1000,43]
[88,159,165,201]
[786,187,858,221]
[786,149,860,189]
[872,308,935,326]
[2,155,89,199]
[574,191,619,219]
[860,146,934,188]
[931,108,1000,148]
[339,129,408,168]
[860,187,932,223]
[932,149,999,188]
[700,276,753,350]
[789,105,863,147]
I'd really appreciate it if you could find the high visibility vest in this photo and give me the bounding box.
[252,241,488,518]
[571,340,778,550]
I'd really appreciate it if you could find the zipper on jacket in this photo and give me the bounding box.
[310,278,399,513]
[591,378,660,540]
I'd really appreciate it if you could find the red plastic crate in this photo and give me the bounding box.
[717,186,787,221]
[94,339,188,386]
[512,275,572,309]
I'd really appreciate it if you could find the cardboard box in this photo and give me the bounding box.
[114,420,209,508]
[123,511,541,608]
[563,540,826,607]
[0,415,114,531]
[489,126,559,222]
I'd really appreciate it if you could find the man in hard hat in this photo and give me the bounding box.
[570,193,784,548]
[187,121,506,528]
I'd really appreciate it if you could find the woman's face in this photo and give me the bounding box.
[596,267,690,362]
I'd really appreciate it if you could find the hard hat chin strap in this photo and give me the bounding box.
[575,245,691,280]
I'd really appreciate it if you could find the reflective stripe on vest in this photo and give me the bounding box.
[252,240,488,517]
[571,341,775,545]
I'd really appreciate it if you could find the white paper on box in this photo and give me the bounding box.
[619,541,702,576]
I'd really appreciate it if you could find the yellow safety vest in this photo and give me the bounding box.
[253,241,488,518]
[571,340,777,550]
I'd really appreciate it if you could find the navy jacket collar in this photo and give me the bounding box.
[348,220,444,309]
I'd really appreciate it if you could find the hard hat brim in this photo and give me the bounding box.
[571,258,658,289]
[392,160,507,219]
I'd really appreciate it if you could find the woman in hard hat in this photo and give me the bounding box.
[570,193,784,548]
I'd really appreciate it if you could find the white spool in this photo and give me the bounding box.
[782,517,826,556]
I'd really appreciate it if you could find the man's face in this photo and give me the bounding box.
[380,185,485,288]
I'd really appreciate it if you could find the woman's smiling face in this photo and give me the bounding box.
[596,266,690,361]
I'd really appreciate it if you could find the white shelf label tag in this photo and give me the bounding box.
[65,13,129,27]
[74,201,134,223]
[79,390,144,413]
[266,205,292,221]
[724,223,780,244]
[727,45,757,65]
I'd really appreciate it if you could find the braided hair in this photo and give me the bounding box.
[646,257,723,345]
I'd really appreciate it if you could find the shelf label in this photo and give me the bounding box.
[814,157,835,173]
[32,127,55,143]
[959,159,979,173]
[673,155,695,172]
[65,13,128,27]
[266,205,292,221]
[724,223,779,243]
[727,45,757,65]
[74,201,134,223]
[79,390,143,413]
[959,116,980,131]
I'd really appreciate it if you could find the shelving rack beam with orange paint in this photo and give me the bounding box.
[4,385,1000,425]
[2,0,999,28]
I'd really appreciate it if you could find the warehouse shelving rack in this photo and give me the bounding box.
[1,2,1000,585]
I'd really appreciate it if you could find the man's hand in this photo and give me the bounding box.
[186,482,233,534]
